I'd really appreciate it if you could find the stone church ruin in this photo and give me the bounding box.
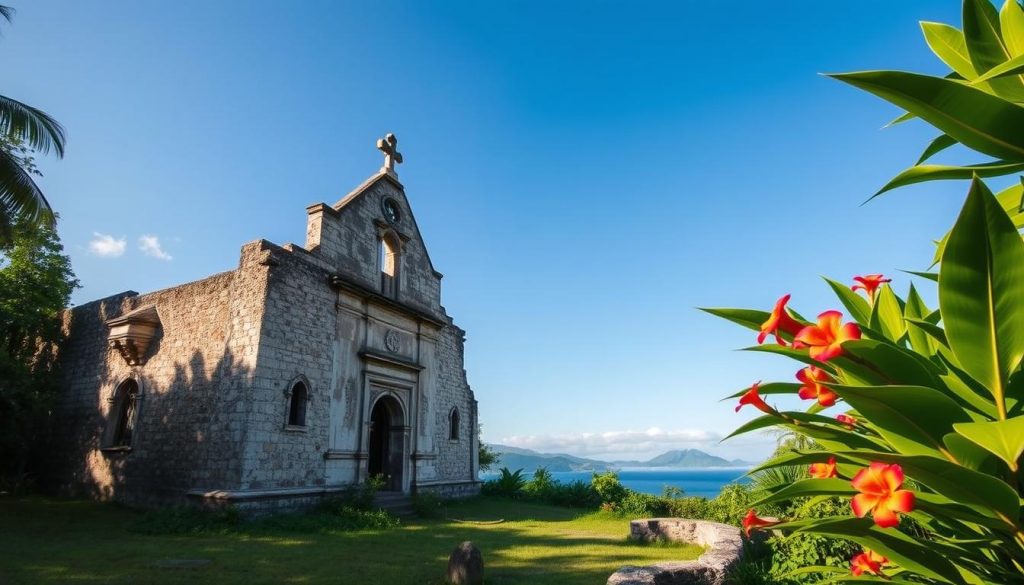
[47,134,481,511]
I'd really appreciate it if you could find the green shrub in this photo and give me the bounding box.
[523,467,555,500]
[591,471,627,505]
[546,479,601,509]
[482,467,526,498]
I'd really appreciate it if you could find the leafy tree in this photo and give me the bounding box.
[0,217,78,489]
[0,5,66,240]
[704,2,1024,582]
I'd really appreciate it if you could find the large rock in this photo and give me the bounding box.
[447,541,484,585]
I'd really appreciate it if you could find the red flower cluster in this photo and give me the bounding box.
[836,413,857,429]
[796,366,837,407]
[808,456,837,479]
[851,463,915,528]
[851,549,887,576]
[742,509,780,537]
[852,274,891,299]
[735,382,775,415]
[757,296,861,362]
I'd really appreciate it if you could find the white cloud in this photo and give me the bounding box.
[138,234,172,261]
[499,427,722,458]
[88,233,126,257]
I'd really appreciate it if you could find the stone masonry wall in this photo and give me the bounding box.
[48,241,272,505]
[434,322,476,483]
[305,174,443,319]
[239,242,336,491]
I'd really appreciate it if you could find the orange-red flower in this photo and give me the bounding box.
[836,414,857,429]
[851,549,887,576]
[809,456,838,479]
[793,310,861,362]
[796,366,838,407]
[852,274,892,299]
[851,463,915,528]
[758,294,804,346]
[735,382,776,415]
[742,509,780,536]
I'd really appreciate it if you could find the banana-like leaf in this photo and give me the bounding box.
[904,270,939,282]
[971,51,1024,81]
[698,307,769,333]
[722,382,800,399]
[875,160,1024,196]
[830,71,1024,161]
[963,0,1024,101]
[935,351,1002,419]
[942,432,999,471]
[842,339,943,388]
[789,517,966,584]
[922,21,979,78]
[940,178,1024,417]
[824,277,871,325]
[952,417,1024,470]
[916,133,959,164]
[906,318,948,347]
[869,285,907,342]
[1001,0,1024,57]
[904,284,937,356]
[831,384,972,459]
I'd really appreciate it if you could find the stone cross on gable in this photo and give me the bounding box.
[377,133,403,175]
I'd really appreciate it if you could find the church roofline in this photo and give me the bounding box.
[333,169,404,212]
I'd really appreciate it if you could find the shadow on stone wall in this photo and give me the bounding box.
[44,310,254,507]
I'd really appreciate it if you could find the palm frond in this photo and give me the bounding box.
[0,6,14,24]
[0,94,65,157]
[0,145,53,227]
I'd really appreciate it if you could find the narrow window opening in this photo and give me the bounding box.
[449,408,460,440]
[110,379,139,448]
[380,235,399,298]
[288,382,308,427]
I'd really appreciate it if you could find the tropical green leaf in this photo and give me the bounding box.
[940,178,1024,418]
[1001,0,1024,56]
[0,94,65,157]
[904,285,937,355]
[971,51,1024,81]
[935,351,1002,419]
[963,0,1024,101]
[942,432,998,472]
[824,277,871,325]
[841,339,943,388]
[875,160,1024,196]
[952,417,1024,470]
[868,285,906,342]
[829,71,1024,161]
[0,144,53,226]
[921,21,979,78]
[905,318,948,347]
[790,517,966,584]
[993,177,1024,227]
[723,382,800,399]
[904,270,939,282]
[698,307,768,333]
[916,133,959,164]
[831,384,972,458]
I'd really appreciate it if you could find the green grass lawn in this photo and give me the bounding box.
[0,495,702,585]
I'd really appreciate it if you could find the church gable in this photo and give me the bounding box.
[304,135,443,319]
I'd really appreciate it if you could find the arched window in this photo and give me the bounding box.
[449,407,460,441]
[287,381,308,427]
[108,379,139,448]
[379,233,400,299]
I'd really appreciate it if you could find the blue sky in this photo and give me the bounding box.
[6,1,980,461]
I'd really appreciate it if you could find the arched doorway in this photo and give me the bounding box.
[367,395,405,492]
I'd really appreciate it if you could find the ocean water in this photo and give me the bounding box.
[482,468,751,499]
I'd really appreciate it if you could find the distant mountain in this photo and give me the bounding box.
[618,449,743,468]
[486,445,752,473]
[488,444,614,473]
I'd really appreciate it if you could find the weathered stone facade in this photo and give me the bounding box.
[47,156,481,510]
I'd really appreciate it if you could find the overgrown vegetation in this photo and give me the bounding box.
[0,218,78,492]
[703,1,1024,582]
